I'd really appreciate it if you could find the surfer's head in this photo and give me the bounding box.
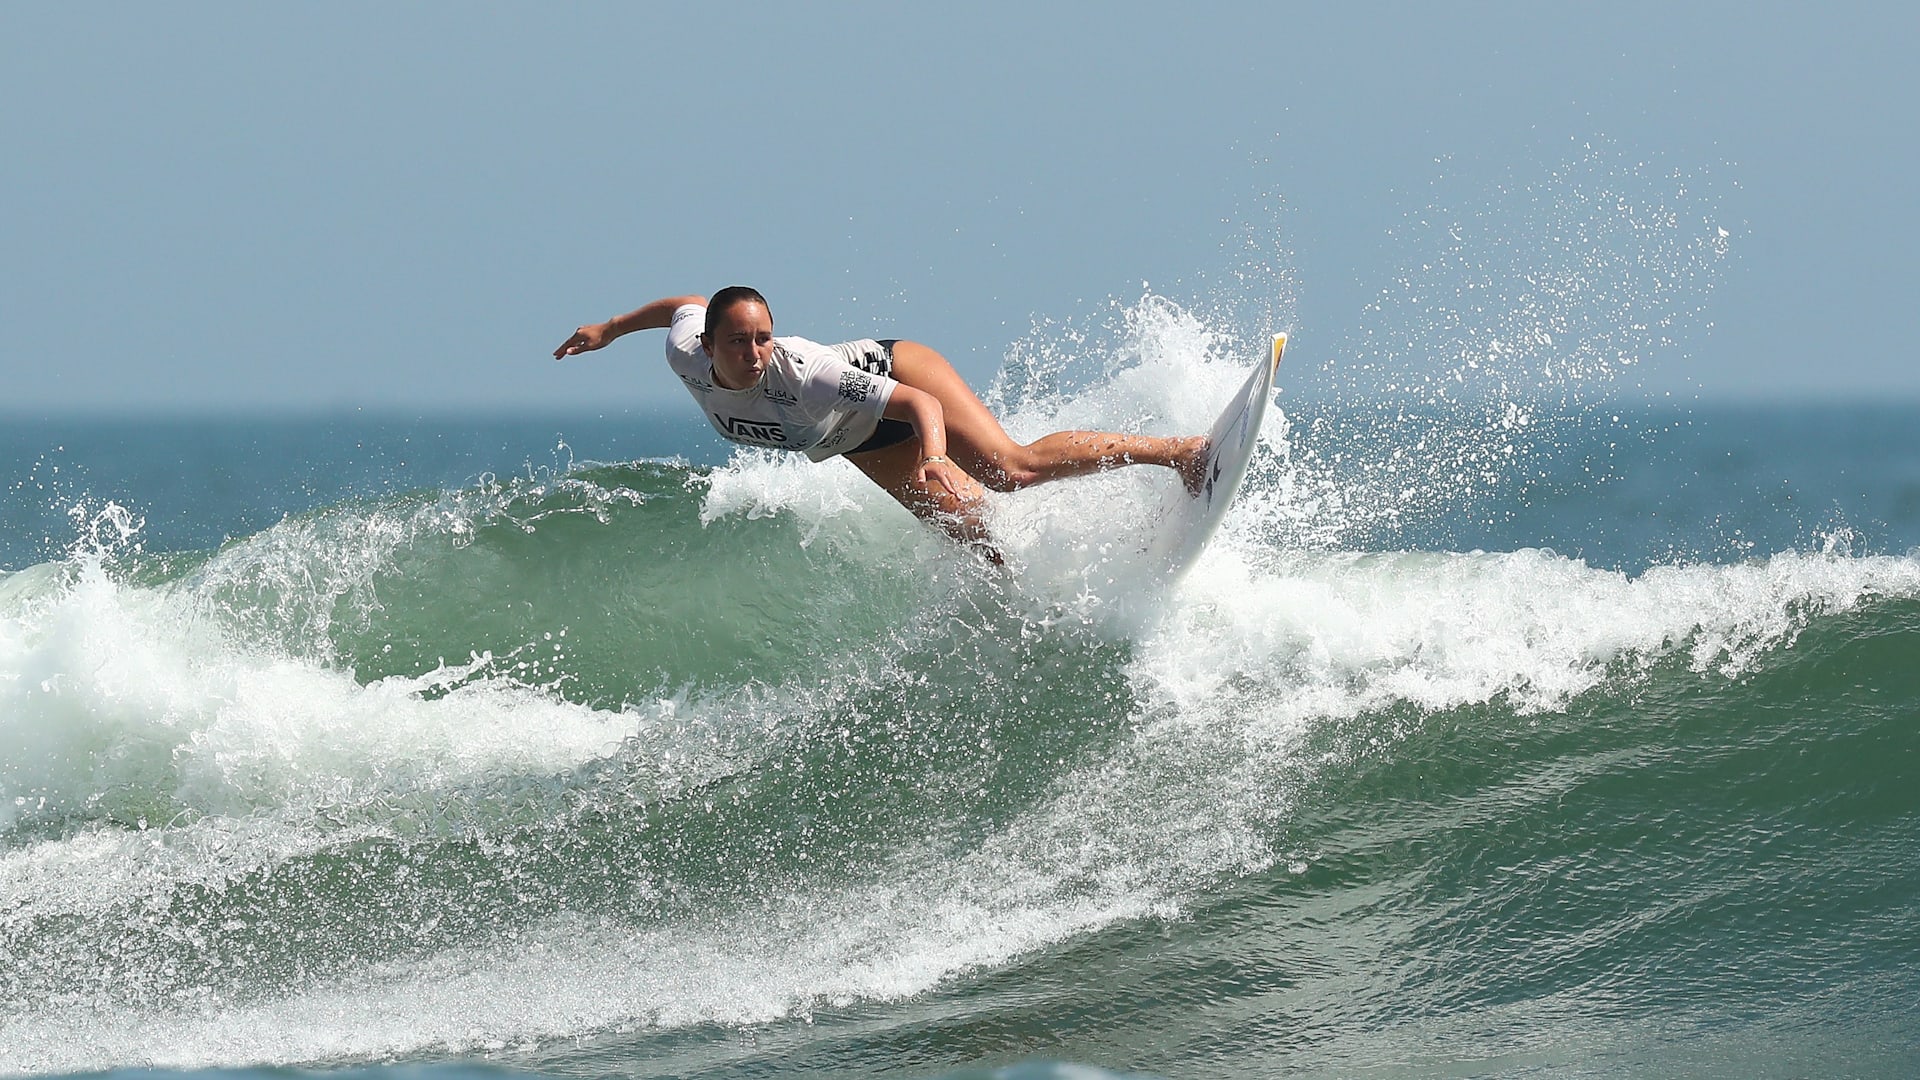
[700,285,775,390]
[704,286,771,339]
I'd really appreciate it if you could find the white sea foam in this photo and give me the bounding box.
[0,545,632,839]
[1153,545,1920,727]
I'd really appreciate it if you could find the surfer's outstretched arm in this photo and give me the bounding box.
[554,295,707,359]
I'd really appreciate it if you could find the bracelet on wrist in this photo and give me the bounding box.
[921,455,949,465]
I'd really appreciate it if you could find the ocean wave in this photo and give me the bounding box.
[5,437,1917,1072]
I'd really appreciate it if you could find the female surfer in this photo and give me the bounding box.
[554,287,1208,549]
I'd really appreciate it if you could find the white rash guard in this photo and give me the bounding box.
[664,304,900,461]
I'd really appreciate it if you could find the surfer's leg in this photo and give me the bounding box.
[1004,430,1211,496]
[844,438,1000,558]
[885,341,1208,495]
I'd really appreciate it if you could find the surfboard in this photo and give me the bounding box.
[1150,333,1287,581]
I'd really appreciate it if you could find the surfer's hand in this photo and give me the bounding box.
[553,323,613,360]
[919,456,965,498]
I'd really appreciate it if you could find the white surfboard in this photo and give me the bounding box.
[1149,333,1287,581]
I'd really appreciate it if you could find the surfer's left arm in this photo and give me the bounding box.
[883,386,966,495]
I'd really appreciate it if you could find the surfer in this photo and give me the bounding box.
[554,288,1208,549]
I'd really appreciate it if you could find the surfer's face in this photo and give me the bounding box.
[701,300,775,390]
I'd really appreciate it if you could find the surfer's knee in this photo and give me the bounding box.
[904,487,992,549]
[988,446,1045,491]
[935,503,990,542]
[896,465,987,521]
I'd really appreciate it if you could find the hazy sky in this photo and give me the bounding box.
[4,2,1916,414]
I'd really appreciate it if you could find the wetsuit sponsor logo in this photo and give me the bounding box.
[715,415,786,445]
[838,370,875,402]
[763,386,798,406]
[679,373,714,392]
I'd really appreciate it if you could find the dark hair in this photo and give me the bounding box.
[704,285,771,339]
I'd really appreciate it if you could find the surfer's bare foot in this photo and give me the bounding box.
[1174,436,1211,497]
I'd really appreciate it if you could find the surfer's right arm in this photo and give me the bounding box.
[553,295,707,359]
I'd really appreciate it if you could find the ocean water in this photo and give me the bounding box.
[5,155,1920,1078]
[5,328,1918,1079]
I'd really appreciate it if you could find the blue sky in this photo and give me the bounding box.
[4,3,1916,414]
